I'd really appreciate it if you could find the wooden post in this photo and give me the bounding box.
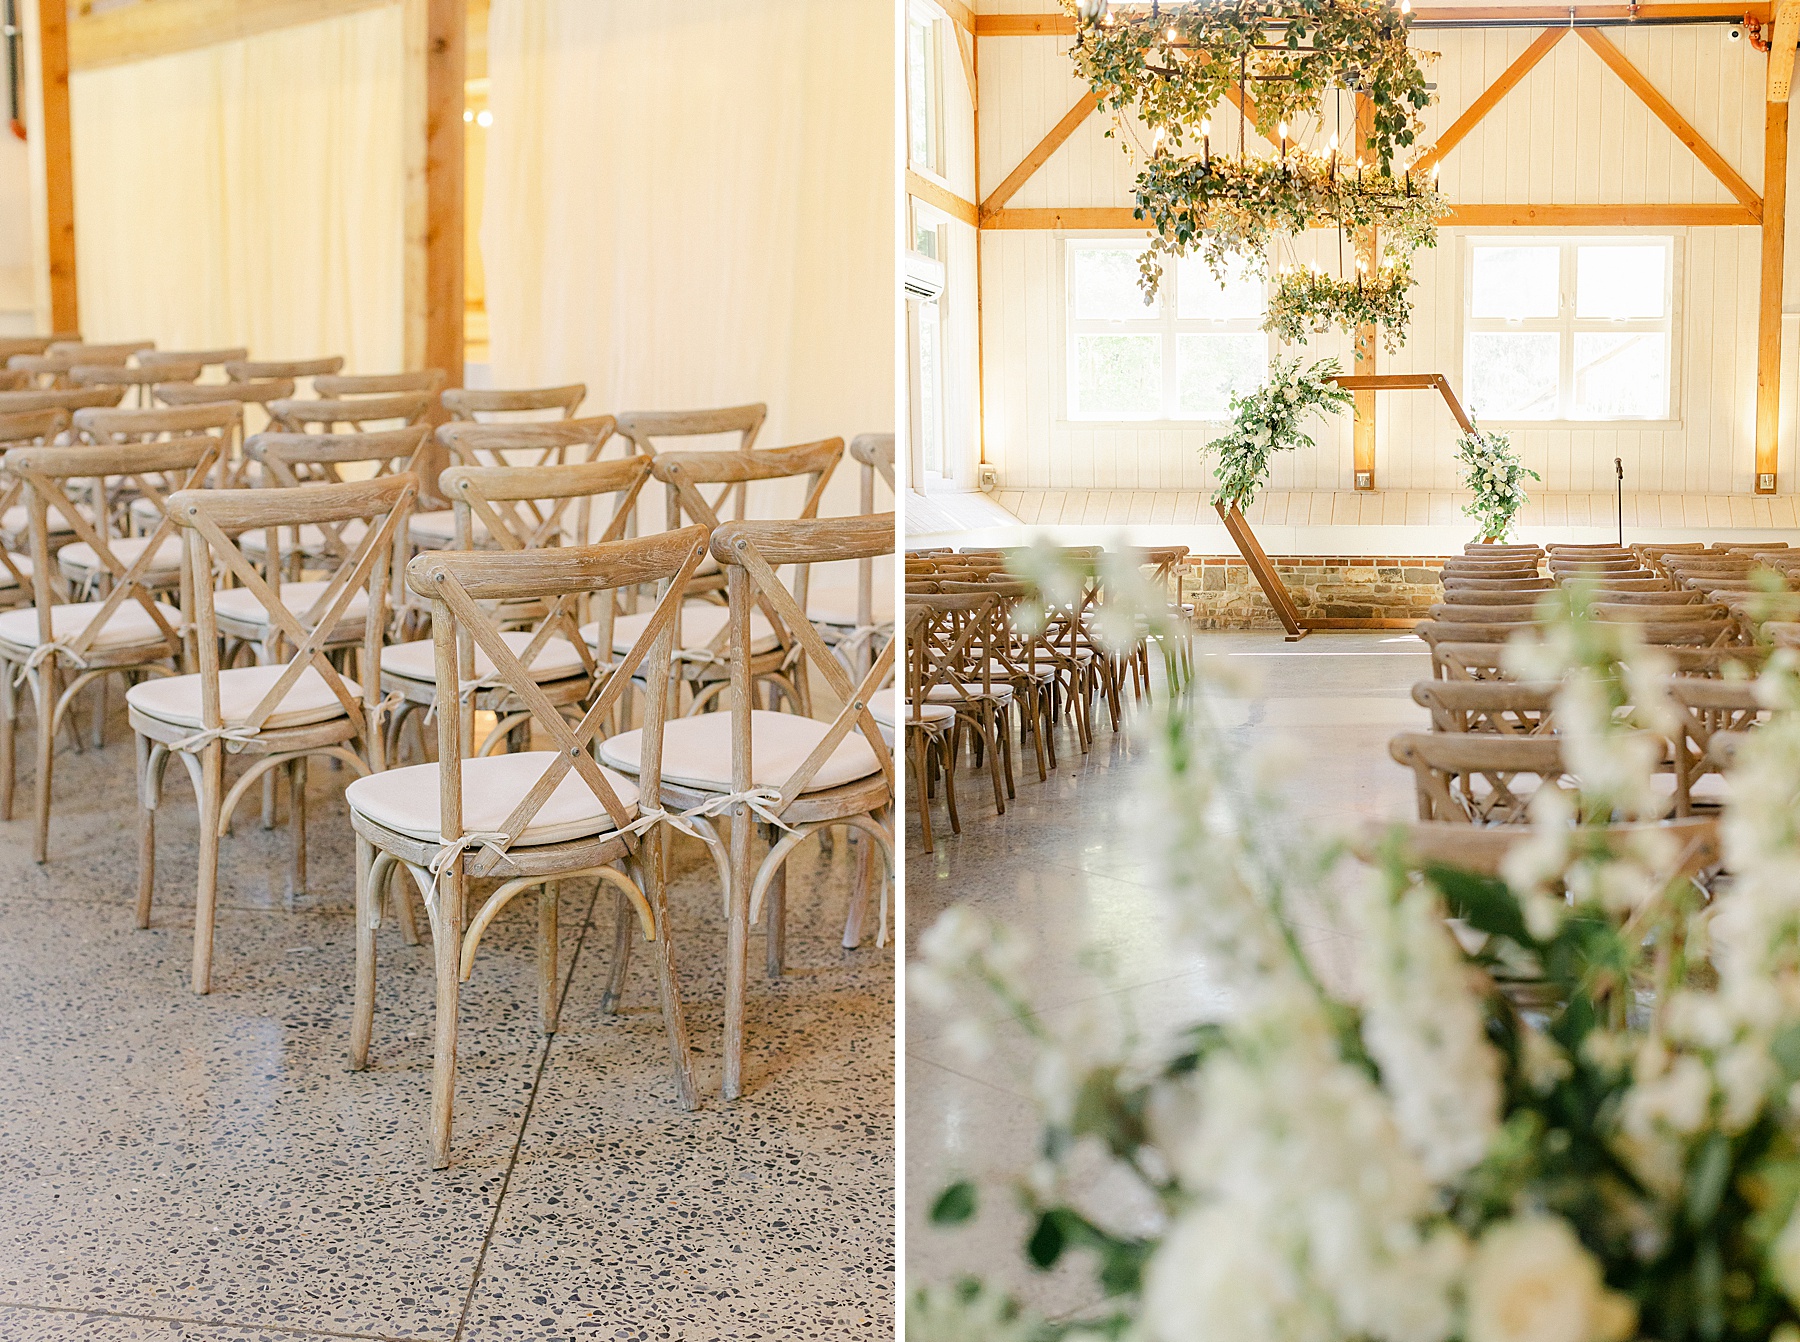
[1215,503,1307,640]
[32,0,78,333]
[1353,94,1376,491]
[1757,98,1788,495]
[403,0,464,496]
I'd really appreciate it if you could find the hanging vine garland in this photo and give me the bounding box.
[1265,258,1414,353]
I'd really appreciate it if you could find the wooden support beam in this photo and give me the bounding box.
[956,26,978,110]
[1216,504,1307,640]
[982,202,1761,229]
[981,91,1099,219]
[1333,373,1476,434]
[1757,99,1788,493]
[1353,95,1377,492]
[1578,28,1762,216]
[33,0,76,334]
[69,0,394,70]
[973,3,1770,34]
[908,170,980,228]
[403,0,465,492]
[1411,28,1565,178]
[938,0,975,34]
[1771,0,1800,101]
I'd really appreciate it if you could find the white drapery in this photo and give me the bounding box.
[67,5,405,369]
[480,0,895,464]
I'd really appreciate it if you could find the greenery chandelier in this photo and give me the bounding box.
[1064,0,1443,347]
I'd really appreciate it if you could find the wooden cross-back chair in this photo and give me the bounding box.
[598,514,896,1101]
[0,336,77,362]
[139,347,248,373]
[131,474,417,995]
[1664,676,1770,816]
[1411,679,1557,735]
[10,341,148,389]
[893,605,958,853]
[313,370,447,399]
[1389,732,1583,824]
[615,404,768,527]
[226,356,343,383]
[0,370,27,392]
[807,432,897,681]
[377,457,651,765]
[939,577,1056,782]
[902,590,1014,818]
[72,361,202,407]
[347,524,710,1167]
[0,409,69,606]
[637,439,843,715]
[238,424,432,573]
[411,417,618,553]
[154,379,295,473]
[443,384,586,422]
[73,402,246,555]
[0,386,125,418]
[0,435,220,862]
[269,392,435,434]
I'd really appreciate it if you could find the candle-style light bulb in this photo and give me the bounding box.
[1200,117,1211,167]
[1401,0,1411,13]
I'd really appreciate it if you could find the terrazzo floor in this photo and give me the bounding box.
[903,630,1432,1322]
[0,695,894,1339]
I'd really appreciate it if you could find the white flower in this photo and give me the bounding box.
[1465,1216,1636,1342]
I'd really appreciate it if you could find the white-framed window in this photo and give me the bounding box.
[907,201,950,488]
[1462,235,1677,423]
[1064,238,1269,423]
[906,2,945,179]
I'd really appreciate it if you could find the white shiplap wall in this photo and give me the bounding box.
[974,15,1796,500]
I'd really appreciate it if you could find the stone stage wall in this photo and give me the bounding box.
[1181,555,1449,630]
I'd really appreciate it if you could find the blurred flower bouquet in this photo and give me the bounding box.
[910,590,1800,1342]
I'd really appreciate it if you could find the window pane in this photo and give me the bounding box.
[1177,254,1264,320]
[1177,333,1265,417]
[918,301,943,472]
[1466,332,1561,419]
[1074,334,1161,417]
[1576,245,1666,319]
[914,220,939,259]
[1573,331,1667,418]
[907,19,932,170]
[1470,246,1560,320]
[1073,247,1159,320]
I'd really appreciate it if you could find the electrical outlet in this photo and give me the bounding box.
[1761,473,1777,492]
[1354,471,1373,490]
[978,464,999,492]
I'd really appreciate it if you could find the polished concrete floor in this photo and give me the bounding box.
[904,630,1431,1322]
[0,697,893,1339]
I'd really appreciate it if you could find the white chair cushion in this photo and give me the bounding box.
[599,709,881,794]
[239,520,371,557]
[924,681,1014,704]
[0,553,33,589]
[58,534,183,575]
[126,663,348,731]
[381,630,590,684]
[0,599,183,653]
[345,751,639,847]
[408,510,486,543]
[213,580,369,632]
[1,504,75,535]
[578,602,779,657]
[869,686,951,729]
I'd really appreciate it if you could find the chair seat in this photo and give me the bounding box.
[0,599,183,656]
[58,534,183,575]
[1,504,75,536]
[599,709,881,793]
[925,682,1014,704]
[408,510,487,544]
[346,751,639,847]
[991,660,1056,682]
[381,630,591,684]
[0,553,33,589]
[127,663,347,731]
[869,686,951,728]
[578,603,779,657]
[213,580,369,634]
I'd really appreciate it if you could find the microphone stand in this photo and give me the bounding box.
[1615,457,1624,548]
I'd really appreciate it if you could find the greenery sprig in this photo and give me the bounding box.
[1209,355,1353,511]
[1266,260,1414,352]
[1454,421,1538,542]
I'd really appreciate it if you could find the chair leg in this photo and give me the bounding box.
[429,868,464,1169]
[390,863,421,946]
[190,742,225,994]
[842,832,876,948]
[135,732,156,929]
[983,705,1006,816]
[600,885,636,1014]
[351,835,377,1070]
[288,757,309,901]
[261,767,278,831]
[940,734,961,835]
[911,732,934,853]
[764,833,786,980]
[89,674,107,749]
[641,834,698,1111]
[723,806,753,1101]
[537,882,560,1034]
[30,665,57,864]
[0,664,15,823]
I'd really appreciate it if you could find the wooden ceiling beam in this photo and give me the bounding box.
[1769,0,1800,100]
[1411,27,1566,177]
[1577,28,1761,216]
[980,91,1099,219]
[909,170,980,229]
[974,4,1771,35]
[980,202,1759,228]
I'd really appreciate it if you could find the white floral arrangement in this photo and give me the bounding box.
[1455,423,1539,543]
[1210,356,1353,513]
[911,584,1800,1342]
